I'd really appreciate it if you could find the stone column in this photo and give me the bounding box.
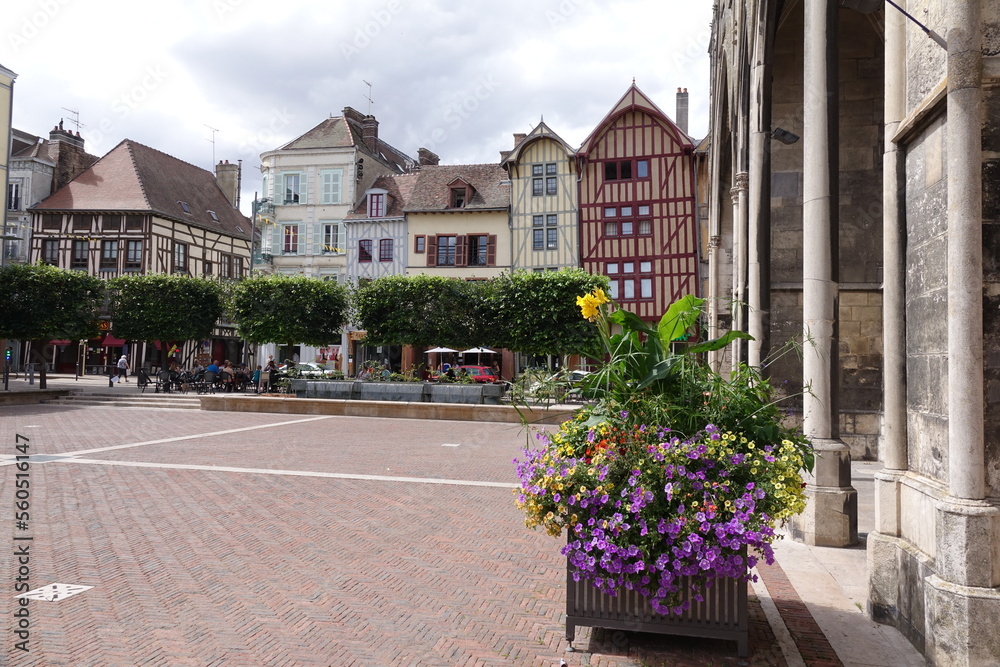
[747,44,772,369]
[730,172,749,361]
[789,0,857,548]
[707,234,723,372]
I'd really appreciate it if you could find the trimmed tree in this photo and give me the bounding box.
[107,274,225,367]
[352,274,490,349]
[488,268,608,357]
[228,274,350,348]
[0,263,104,388]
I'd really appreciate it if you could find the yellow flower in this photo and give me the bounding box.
[575,289,610,321]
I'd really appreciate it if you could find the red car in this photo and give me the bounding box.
[455,365,499,383]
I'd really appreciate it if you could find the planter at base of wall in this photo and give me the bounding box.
[290,380,503,405]
[565,565,748,659]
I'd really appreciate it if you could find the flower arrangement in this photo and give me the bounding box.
[514,291,812,615]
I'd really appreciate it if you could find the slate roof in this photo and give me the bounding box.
[275,109,415,174]
[33,139,252,240]
[346,173,419,220]
[403,164,510,213]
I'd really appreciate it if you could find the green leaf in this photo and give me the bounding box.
[656,294,704,346]
[685,330,755,354]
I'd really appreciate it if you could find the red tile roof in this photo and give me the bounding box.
[33,139,251,240]
[403,164,510,213]
[346,173,419,220]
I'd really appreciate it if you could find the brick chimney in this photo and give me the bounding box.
[215,159,240,208]
[362,115,379,151]
[417,147,440,166]
[676,87,689,136]
[513,133,526,147]
[49,119,85,149]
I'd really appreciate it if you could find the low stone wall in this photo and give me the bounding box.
[199,394,576,425]
[0,389,70,406]
[289,380,504,405]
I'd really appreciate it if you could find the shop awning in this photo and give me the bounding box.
[49,340,71,346]
[102,335,126,347]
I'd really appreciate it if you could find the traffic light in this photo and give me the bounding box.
[5,348,10,362]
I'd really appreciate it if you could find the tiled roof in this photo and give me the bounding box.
[501,120,575,167]
[275,111,415,174]
[577,83,692,156]
[346,173,419,220]
[33,139,251,240]
[403,164,510,213]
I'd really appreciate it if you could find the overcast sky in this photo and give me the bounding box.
[3,0,713,216]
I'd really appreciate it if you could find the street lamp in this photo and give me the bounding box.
[840,0,947,50]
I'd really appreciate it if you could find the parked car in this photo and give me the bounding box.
[455,365,499,383]
[277,362,328,377]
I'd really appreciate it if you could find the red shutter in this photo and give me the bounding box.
[426,235,437,266]
[486,234,497,266]
[455,235,467,267]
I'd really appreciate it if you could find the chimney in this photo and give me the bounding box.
[513,133,526,147]
[215,159,240,208]
[362,115,379,151]
[417,147,440,166]
[49,119,85,149]
[676,87,689,137]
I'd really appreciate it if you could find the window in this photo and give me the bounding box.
[640,261,652,273]
[641,277,653,299]
[619,161,632,179]
[621,221,634,235]
[71,241,88,269]
[608,281,619,299]
[638,205,650,216]
[178,201,191,214]
[235,257,243,278]
[42,239,59,265]
[639,220,652,235]
[7,183,20,211]
[545,163,557,175]
[208,210,219,222]
[637,160,649,178]
[468,235,488,266]
[101,240,119,270]
[604,207,617,217]
[532,165,543,177]
[623,261,634,273]
[220,254,232,279]
[450,187,467,208]
[546,176,557,195]
[283,173,303,204]
[126,240,142,269]
[125,215,143,230]
[604,160,637,181]
[608,263,619,274]
[414,235,425,253]
[436,235,456,266]
[204,261,213,276]
[368,193,386,217]
[282,225,298,254]
[621,206,632,217]
[41,214,61,230]
[321,169,343,204]
[546,228,558,250]
[624,279,635,299]
[323,223,341,254]
[358,239,373,262]
[379,239,393,262]
[172,242,186,272]
[532,215,544,227]
[73,214,93,231]
[532,178,544,196]
[604,221,617,236]
[533,229,544,250]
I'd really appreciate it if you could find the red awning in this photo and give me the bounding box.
[49,340,71,345]
[102,335,126,347]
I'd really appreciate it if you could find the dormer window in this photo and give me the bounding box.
[208,210,219,222]
[178,201,191,214]
[368,192,386,218]
[450,187,467,208]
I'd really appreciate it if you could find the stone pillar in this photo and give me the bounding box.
[708,234,723,372]
[789,0,857,548]
[747,43,772,369]
[730,172,749,361]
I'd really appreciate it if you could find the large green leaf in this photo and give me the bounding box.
[656,294,704,346]
[685,330,755,354]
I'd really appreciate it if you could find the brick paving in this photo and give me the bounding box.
[0,403,817,666]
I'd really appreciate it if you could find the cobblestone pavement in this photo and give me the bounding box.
[0,403,820,666]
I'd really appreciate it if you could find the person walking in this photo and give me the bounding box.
[116,354,130,383]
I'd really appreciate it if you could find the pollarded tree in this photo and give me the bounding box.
[488,268,608,358]
[107,274,225,367]
[228,274,350,347]
[352,274,490,349]
[0,263,104,388]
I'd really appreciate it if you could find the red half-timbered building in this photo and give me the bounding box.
[577,84,699,322]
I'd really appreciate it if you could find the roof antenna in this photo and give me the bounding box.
[204,124,219,165]
[60,107,85,132]
[363,80,374,115]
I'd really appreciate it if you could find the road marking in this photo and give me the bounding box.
[18,583,93,602]
[441,443,461,447]
[62,458,515,489]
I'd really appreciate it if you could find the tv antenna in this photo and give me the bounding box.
[60,107,85,131]
[204,124,219,165]
[363,80,374,114]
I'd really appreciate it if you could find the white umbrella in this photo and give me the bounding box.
[460,347,496,354]
[425,347,458,354]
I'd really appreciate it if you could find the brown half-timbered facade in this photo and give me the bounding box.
[577,84,698,322]
[30,139,252,280]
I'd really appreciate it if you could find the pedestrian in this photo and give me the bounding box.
[117,354,130,383]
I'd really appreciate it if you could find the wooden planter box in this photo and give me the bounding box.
[565,565,749,658]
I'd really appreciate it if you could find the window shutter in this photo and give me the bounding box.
[337,223,347,255]
[332,171,341,203]
[486,234,497,266]
[299,173,307,205]
[312,222,323,255]
[455,235,467,267]
[426,235,437,266]
[271,223,282,253]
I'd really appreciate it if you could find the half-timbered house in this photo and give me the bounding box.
[500,121,578,271]
[577,84,699,322]
[29,139,252,370]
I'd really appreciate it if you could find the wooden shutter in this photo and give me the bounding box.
[455,235,467,267]
[337,223,347,255]
[426,235,437,266]
[486,234,497,266]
